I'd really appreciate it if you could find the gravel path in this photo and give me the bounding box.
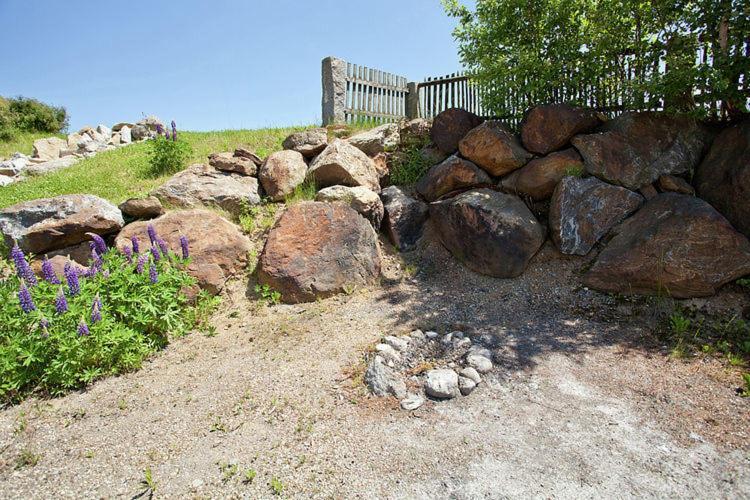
[1,230,748,499]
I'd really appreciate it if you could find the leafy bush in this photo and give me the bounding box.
[0,228,214,403]
[148,121,192,176]
[0,96,68,141]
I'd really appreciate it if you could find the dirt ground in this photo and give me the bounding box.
[1,228,748,499]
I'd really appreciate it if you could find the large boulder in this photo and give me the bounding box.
[32,137,67,161]
[549,176,644,255]
[116,210,251,294]
[258,150,308,201]
[118,196,164,220]
[257,202,381,303]
[23,156,78,176]
[151,163,260,216]
[500,148,583,200]
[693,120,750,238]
[282,128,328,158]
[130,124,151,141]
[208,152,258,176]
[315,185,383,228]
[458,121,532,176]
[307,139,380,192]
[380,186,428,251]
[572,112,712,190]
[415,155,491,202]
[430,108,483,154]
[521,104,602,155]
[0,194,123,254]
[348,123,400,156]
[399,118,431,146]
[583,194,750,298]
[430,189,545,277]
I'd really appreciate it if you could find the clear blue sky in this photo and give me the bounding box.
[1,0,472,132]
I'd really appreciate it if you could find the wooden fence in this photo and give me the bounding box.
[418,72,486,120]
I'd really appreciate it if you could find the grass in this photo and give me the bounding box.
[0,130,66,158]
[0,127,311,209]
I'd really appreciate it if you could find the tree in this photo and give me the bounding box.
[444,0,749,120]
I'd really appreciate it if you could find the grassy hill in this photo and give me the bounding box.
[0,127,310,209]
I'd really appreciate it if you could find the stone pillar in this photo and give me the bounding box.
[321,57,347,125]
[406,82,419,119]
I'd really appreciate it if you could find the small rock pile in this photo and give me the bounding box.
[364,329,495,411]
[0,116,163,185]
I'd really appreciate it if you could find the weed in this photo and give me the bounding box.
[255,284,282,305]
[118,399,127,410]
[389,144,433,185]
[741,373,750,397]
[284,178,317,204]
[13,412,27,434]
[210,417,227,433]
[669,312,691,336]
[563,164,584,177]
[141,467,157,494]
[243,468,257,484]
[219,461,239,482]
[15,448,41,469]
[270,476,284,496]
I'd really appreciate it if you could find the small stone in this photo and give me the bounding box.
[191,479,204,490]
[459,376,477,396]
[425,331,439,340]
[451,331,464,339]
[384,335,409,351]
[459,367,481,384]
[468,346,492,359]
[424,369,459,399]
[364,357,406,399]
[441,333,453,345]
[454,338,471,350]
[410,329,425,340]
[400,394,425,411]
[375,343,401,361]
[467,354,493,374]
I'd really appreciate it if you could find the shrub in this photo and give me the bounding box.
[7,97,68,134]
[389,145,433,185]
[148,121,192,176]
[0,228,214,403]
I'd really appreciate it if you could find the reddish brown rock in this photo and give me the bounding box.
[315,185,384,228]
[258,150,308,201]
[233,147,263,165]
[500,148,583,200]
[307,139,380,192]
[430,108,483,154]
[380,186,428,251]
[282,128,328,158]
[657,175,694,195]
[31,254,86,280]
[116,209,252,294]
[549,176,643,255]
[257,202,381,303]
[208,152,258,176]
[0,194,124,254]
[415,155,492,202]
[521,104,602,155]
[118,196,164,220]
[583,193,750,298]
[639,184,658,200]
[458,121,532,177]
[572,112,712,190]
[430,188,545,277]
[693,119,750,238]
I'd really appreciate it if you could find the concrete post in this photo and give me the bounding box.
[406,82,419,119]
[321,57,347,125]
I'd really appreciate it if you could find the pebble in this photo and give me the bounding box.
[425,331,439,339]
[384,335,409,351]
[459,367,482,384]
[424,369,459,399]
[454,338,471,349]
[467,354,493,374]
[451,331,465,339]
[468,346,493,359]
[400,394,425,411]
[441,332,453,345]
[459,376,477,396]
[375,343,401,361]
[410,329,426,341]
[191,479,204,489]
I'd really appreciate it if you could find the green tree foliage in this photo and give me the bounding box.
[444,0,749,119]
[0,96,68,141]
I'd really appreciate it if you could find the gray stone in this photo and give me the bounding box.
[32,137,67,160]
[130,124,150,141]
[315,185,383,228]
[466,354,493,374]
[120,126,132,144]
[400,394,425,411]
[375,343,401,362]
[458,376,477,396]
[424,369,459,399]
[96,124,112,137]
[459,367,482,384]
[348,123,400,156]
[0,194,124,254]
[0,176,15,187]
[380,186,428,252]
[151,163,260,216]
[425,331,439,340]
[307,139,380,192]
[365,357,406,399]
[383,335,409,352]
[282,128,328,158]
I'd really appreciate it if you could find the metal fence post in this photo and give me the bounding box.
[322,56,347,125]
[406,82,419,119]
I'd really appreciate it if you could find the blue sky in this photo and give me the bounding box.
[0,0,471,131]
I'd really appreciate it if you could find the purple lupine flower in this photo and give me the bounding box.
[41,256,61,284]
[18,284,35,313]
[171,120,177,141]
[150,245,161,262]
[164,129,171,141]
[179,235,189,259]
[149,263,158,284]
[65,263,80,296]
[91,296,102,324]
[102,270,110,279]
[88,233,108,255]
[156,123,164,135]
[77,320,90,337]
[11,244,37,286]
[157,237,169,258]
[55,288,68,314]
[136,253,147,274]
[147,224,157,244]
[131,235,140,254]
[84,265,98,278]
[90,243,102,266]
[123,244,133,263]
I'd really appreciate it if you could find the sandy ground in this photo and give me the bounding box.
[1,229,748,499]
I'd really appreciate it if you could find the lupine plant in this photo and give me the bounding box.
[0,227,218,403]
[148,120,192,176]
